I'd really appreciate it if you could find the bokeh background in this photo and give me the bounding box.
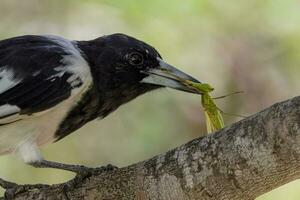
[0,0,300,199]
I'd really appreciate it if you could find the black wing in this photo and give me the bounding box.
[0,35,84,123]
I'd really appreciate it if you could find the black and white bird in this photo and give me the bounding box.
[0,33,201,190]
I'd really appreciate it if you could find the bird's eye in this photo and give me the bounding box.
[127,52,144,66]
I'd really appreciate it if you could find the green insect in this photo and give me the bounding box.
[161,69,227,133]
[185,81,225,133]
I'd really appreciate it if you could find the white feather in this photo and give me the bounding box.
[16,138,42,163]
[0,67,20,94]
[0,104,20,118]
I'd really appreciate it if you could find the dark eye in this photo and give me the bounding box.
[127,52,144,66]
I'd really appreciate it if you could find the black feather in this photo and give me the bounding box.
[0,35,77,117]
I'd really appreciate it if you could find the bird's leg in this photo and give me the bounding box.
[30,159,118,175]
[0,161,117,199]
[18,140,118,174]
[29,159,118,190]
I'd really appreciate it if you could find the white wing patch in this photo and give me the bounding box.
[0,68,21,122]
[0,104,20,118]
[0,67,21,94]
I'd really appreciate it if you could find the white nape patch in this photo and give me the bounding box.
[0,67,20,94]
[60,50,91,82]
[16,138,42,163]
[0,104,20,118]
[45,35,80,56]
[45,35,92,89]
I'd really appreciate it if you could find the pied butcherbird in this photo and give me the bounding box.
[0,33,201,191]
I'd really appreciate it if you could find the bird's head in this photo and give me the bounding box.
[82,33,202,108]
[91,33,201,92]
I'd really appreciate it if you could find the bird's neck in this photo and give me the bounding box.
[75,38,159,116]
[76,38,104,69]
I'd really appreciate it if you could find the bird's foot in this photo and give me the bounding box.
[62,164,118,192]
[31,160,118,191]
[0,178,48,199]
[0,163,117,199]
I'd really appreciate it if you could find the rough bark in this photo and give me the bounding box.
[4,96,300,200]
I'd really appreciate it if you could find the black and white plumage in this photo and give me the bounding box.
[0,33,201,167]
[0,35,95,163]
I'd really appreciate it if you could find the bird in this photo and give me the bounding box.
[0,33,201,193]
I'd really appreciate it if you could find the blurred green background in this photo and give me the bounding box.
[0,0,299,199]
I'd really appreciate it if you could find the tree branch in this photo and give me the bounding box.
[7,96,300,200]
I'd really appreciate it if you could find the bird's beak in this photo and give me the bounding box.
[141,58,202,94]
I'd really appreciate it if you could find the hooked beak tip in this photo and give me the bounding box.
[141,58,202,94]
